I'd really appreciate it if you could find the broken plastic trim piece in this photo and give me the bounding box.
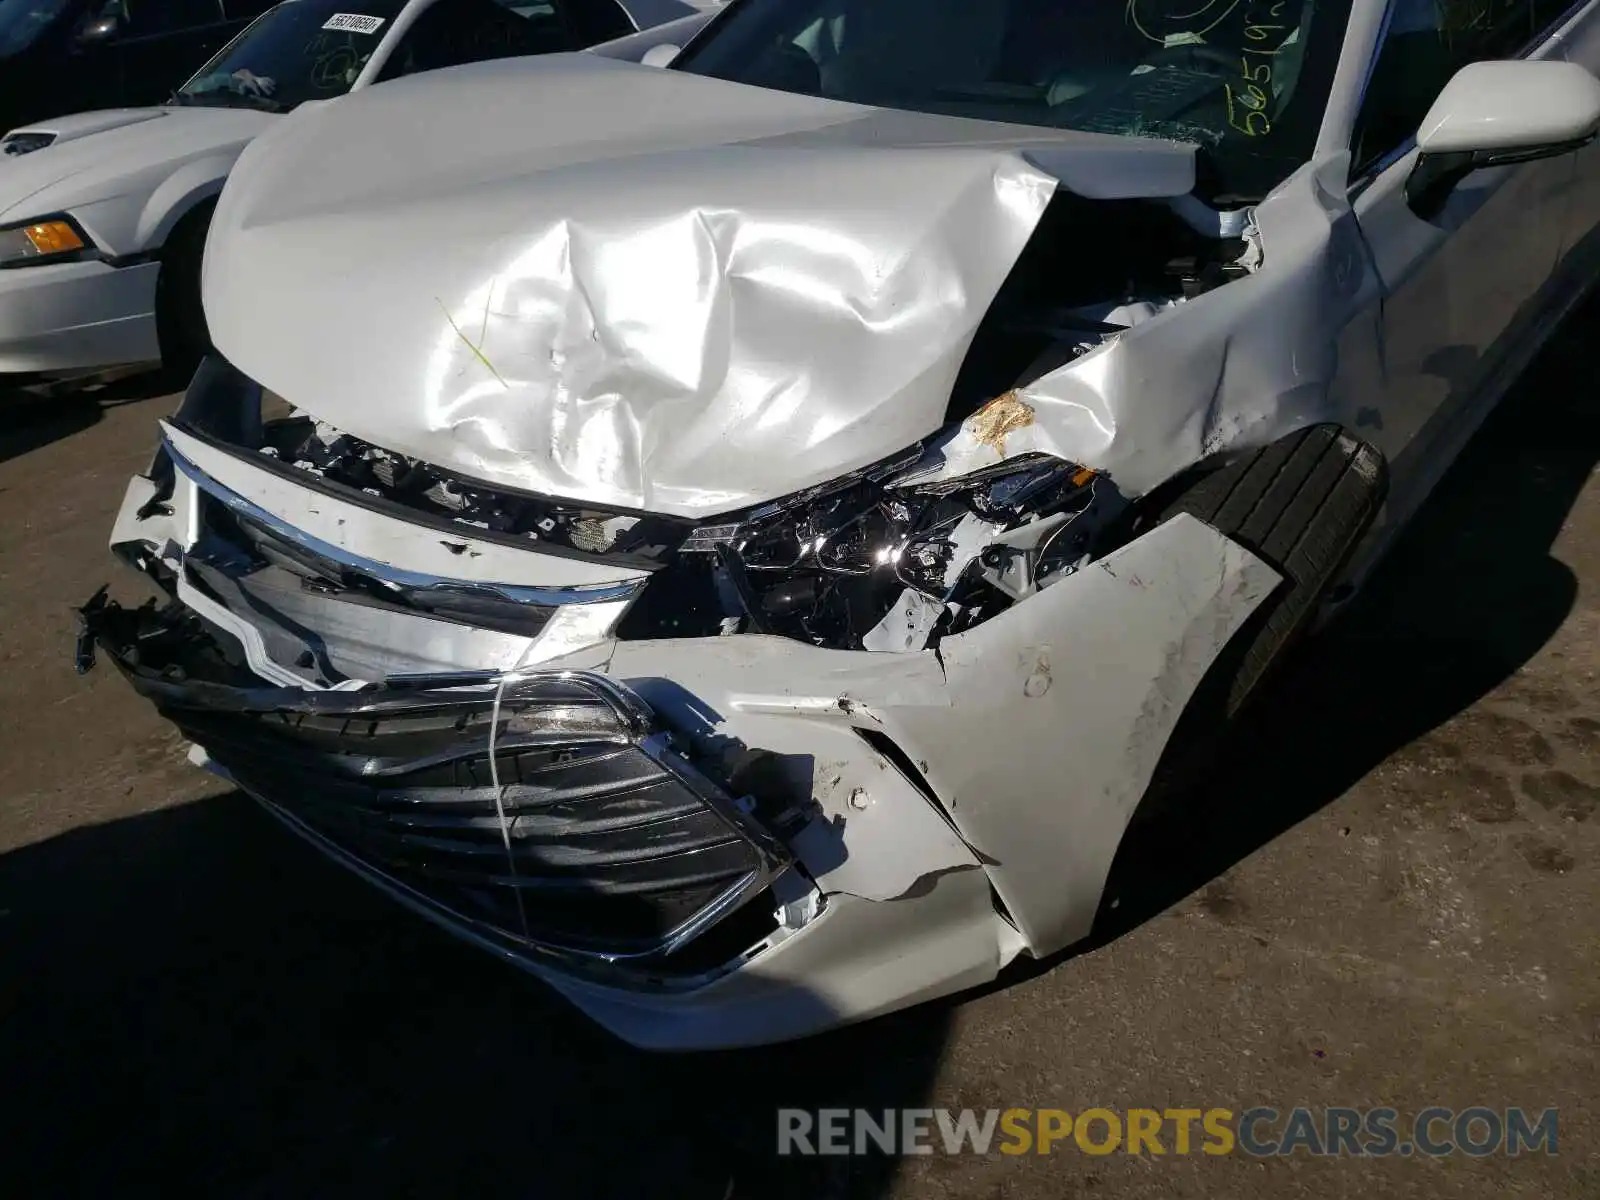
[73,584,110,674]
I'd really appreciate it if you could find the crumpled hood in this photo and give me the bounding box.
[0,106,275,231]
[205,53,1197,517]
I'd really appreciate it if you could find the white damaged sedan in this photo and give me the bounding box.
[81,0,1600,1047]
[0,0,712,382]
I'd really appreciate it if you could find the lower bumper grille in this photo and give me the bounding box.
[77,591,790,967]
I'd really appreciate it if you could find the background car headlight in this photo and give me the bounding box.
[0,218,88,267]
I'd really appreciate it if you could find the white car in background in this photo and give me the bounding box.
[0,0,714,383]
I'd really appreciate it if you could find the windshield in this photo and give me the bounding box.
[0,0,75,56]
[674,0,1355,201]
[173,0,407,112]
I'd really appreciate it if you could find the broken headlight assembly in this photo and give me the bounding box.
[652,451,1121,653]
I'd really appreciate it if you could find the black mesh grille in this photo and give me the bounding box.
[78,592,786,962]
[181,703,765,951]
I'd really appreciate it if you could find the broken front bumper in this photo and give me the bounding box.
[85,418,1281,1049]
[78,587,1022,1049]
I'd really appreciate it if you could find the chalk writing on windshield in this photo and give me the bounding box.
[1223,0,1291,135]
[309,46,358,86]
[1125,0,1244,44]
[1128,0,1297,137]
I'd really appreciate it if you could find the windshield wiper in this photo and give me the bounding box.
[169,88,286,113]
[168,90,232,107]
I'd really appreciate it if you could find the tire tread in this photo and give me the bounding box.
[1158,424,1386,717]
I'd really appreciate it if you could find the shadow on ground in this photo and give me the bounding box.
[0,790,949,1197]
[0,370,176,465]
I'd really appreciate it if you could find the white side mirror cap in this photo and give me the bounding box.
[1418,59,1600,156]
[640,43,681,68]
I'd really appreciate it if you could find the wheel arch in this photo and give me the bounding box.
[136,156,234,251]
[152,193,222,373]
[1077,422,1390,942]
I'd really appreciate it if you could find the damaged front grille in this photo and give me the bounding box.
[77,592,791,969]
[146,437,648,685]
[200,496,557,639]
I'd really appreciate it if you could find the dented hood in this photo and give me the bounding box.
[204,52,1197,517]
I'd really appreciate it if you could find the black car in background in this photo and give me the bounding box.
[0,0,275,135]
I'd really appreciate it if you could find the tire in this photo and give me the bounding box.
[1111,425,1388,873]
[1160,423,1388,722]
[154,206,215,383]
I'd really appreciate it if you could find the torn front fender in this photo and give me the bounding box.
[605,511,1281,956]
[926,152,1381,497]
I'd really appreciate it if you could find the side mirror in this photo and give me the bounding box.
[1407,60,1600,219]
[72,12,123,47]
[640,42,680,68]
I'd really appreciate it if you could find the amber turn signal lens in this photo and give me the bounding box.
[22,221,85,255]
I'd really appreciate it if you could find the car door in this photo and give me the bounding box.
[1345,0,1580,527]
[1554,3,1600,273]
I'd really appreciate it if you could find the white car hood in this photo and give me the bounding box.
[205,53,1197,517]
[0,106,275,233]
[5,107,165,145]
